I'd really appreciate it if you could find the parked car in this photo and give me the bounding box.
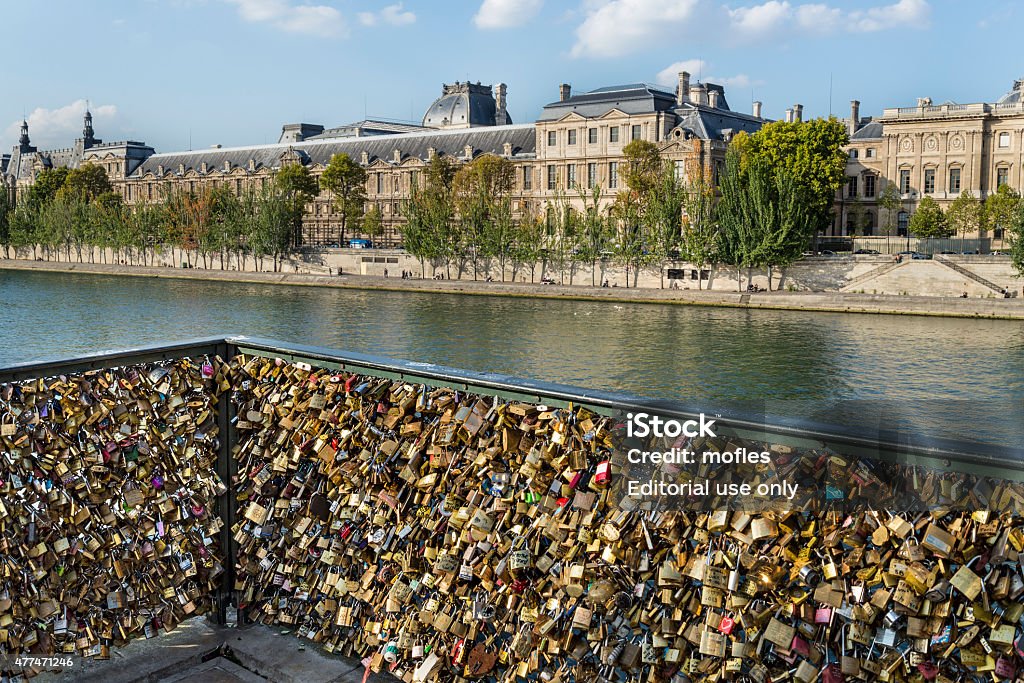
[912,252,930,260]
[819,250,837,256]
[939,250,957,254]
[348,239,374,249]
[854,249,880,254]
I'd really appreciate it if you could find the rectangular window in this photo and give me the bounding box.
[674,160,685,181]
[588,128,597,144]
[998,132,1010,148]
[609,162,618,189]
[147,184,153,200]
[864,174,876,198]
[567,164,576,187]
[847,176,858,198]
[587,162,597,188]
[522,166,532,190]
[547,165,557,190]
[376,175,383,193]
[997,167,1009,188]
[899,169,911,195]
[609,127,619,143]
[924,169,935,194]
[948,168,961,194]
[631,125,642,141]
[547,131,556,146]
[849,149,859,159]
[568,130,577,145]
[866,148,874,158]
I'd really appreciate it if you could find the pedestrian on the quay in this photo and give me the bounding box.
[384,268,388,278]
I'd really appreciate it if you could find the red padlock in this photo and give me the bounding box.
[593,460,611,487]
[822,663,845,683]
[994,656,1016,679]
[718,616,734,635]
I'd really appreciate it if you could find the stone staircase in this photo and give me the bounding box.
[840,259,905,292]
[933,256,1006,294]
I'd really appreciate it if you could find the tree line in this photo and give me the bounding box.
[2,123,1020,282]
[400,118,852,289]
[0,152,370,271]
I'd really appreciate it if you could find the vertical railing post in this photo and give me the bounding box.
[214,340,239,624]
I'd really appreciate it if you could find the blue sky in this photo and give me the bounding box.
[1,0,1020,153]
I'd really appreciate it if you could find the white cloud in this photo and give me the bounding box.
[847,0,929,32]
[4,100,118,150]
[727,0,929,37]
[473,0,543,29]
[224,0,346,37]
[359,3,416,26]
[656,60,708,85]
[794,3,841,32]
[571,0,700,58]
[728,0,791,36]
[656,60,758,91]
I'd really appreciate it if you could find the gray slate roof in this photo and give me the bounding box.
[134,124,537,177]
[537,83,679,121]
[852,121,884,140]
[306,120,428,140]
[536,81,755,141]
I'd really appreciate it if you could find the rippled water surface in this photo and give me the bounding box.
[1,270,1022,445]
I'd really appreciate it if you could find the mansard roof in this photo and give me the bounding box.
[851,121,884,140]
[133,124,537,177]
[538,83,679,121]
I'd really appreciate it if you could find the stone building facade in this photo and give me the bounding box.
[5,75,760,248]
[837,79,1024,244]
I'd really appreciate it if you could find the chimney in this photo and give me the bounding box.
[559,84,571,102]
[677,71,690,105]
[849,100,860,136]
[689,84,708,106]
[494,83,508,125]
[793,104,803,122]
[708,89,720,109]
[784,108,793,123]
[752,101,762,118]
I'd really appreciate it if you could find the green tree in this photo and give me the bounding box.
[908,196,951,238]
[59,163,113,202]
[274,162,319,249]
[1008,202,1023,277]
[733,117,849,240]
[575,185,614,285]
[362,204,383,243]
[320,153,367,247]
[25,167,70,210]
[876,182,902,239]
[0,189,11,258]
[511,204,545,283]
[984,184,1021,242]
[402,155,457,277]
[946,191,983,249]
[678,161,718,290]
[620,140,663,201]
[647,163,687,287]
[453,154,515,279]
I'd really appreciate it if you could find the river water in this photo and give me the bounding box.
[1,269,1022,446]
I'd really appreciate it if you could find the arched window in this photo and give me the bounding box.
[862,211,874,237]
[897,211,909,237]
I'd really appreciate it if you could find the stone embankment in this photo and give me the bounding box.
[2,259,1022,320]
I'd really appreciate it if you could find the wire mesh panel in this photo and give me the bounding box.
[0,355,229,660]
[226,351,1024,683]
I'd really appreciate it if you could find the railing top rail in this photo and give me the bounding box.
[225,336,1024,471]
[0,336,230,384]
[1,336,1020,473]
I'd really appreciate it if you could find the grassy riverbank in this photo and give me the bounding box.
[2,258,1022,319]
